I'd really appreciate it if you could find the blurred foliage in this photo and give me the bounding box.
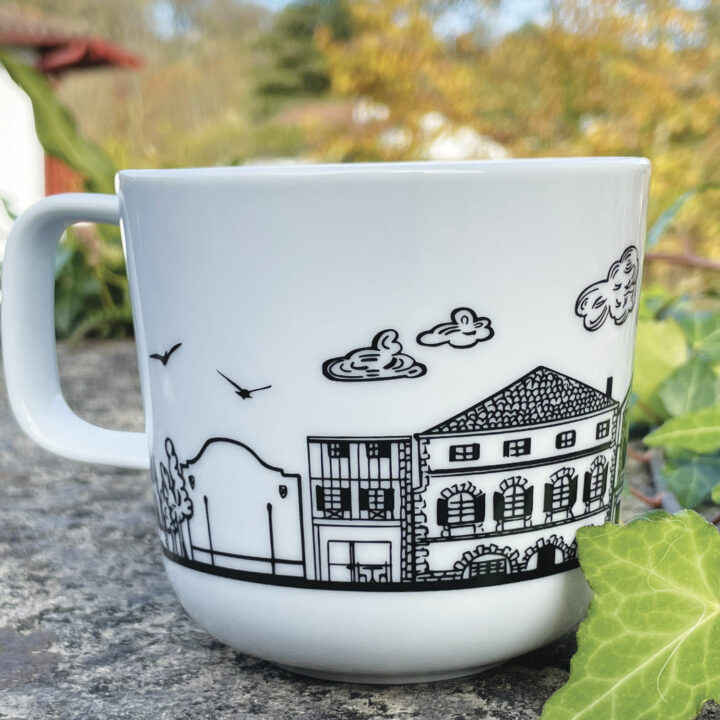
[316,0,720,288]
[0,51,133,339]
[255,0,352,100]
[630,192,720,509]
[2,0,719,349]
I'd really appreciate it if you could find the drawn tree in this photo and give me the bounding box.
[157,438,194,557]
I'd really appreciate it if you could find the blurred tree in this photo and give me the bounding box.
[21,0,274,169]
[256,0,353,98]
[316,0,720,289]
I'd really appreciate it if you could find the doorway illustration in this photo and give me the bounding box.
[327,540,392,583]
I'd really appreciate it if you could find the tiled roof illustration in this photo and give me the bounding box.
[422,366,616,435]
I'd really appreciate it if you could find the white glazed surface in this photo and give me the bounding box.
[165,559,591,680]
[119,160,648,473]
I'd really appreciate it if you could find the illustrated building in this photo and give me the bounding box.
[180,438,306,578]
[156,366,630,590]
[412,367,620,584]
[307,436,413,582]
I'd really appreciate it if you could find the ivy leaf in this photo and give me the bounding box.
[655,357,719,418]
[712,483,720,505]
[660,454,720,508]
[541,510,720,720]
[637,284,679,321]
[631,318,687,424]
[675,312,720,363]
[645,407,720,454]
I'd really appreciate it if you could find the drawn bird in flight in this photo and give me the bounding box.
[217,370,271,399]
[149,342,182,366]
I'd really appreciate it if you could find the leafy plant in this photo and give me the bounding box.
[624,184,720,510]
[544,188,720,719]
[542,510,720,720]
[0,50,133,340]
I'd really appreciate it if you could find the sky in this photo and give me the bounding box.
[152,0,550,40]
[252,0,549,35]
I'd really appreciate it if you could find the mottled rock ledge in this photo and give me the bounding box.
[0,341,718,720]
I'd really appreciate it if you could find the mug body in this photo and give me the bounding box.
[118,158,650,682]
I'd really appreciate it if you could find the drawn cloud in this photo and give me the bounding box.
[575,246,640,331]
[323,329,427,382]
[417,307,494,349]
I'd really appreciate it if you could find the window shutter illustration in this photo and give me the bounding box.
[473,493,485,522]
[359,488,369,511]
[340,487,351,511]
[378,441,392,459]
[493,492,504,521]
[600,466,608,496]
[524,487,534,516]
[543,483,553,512]
[568,475,578,506]
[315,485,325,511]
[384,488,395,513]
[436,498,448,525]
[583,472,591,503]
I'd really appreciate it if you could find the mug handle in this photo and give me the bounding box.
[1,193,149,469]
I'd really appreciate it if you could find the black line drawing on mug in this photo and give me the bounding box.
[416,307,494,348]
[154,436,306,578]
[322,329,426,382]
[217,370,272,399]
[154,366,631,592]
[152,438,194,558]
[149,342,182,366]
[575,246,639,331]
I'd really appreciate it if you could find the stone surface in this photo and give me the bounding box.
[0,341,718,719]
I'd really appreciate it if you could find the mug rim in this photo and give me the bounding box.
[116,156,651,183]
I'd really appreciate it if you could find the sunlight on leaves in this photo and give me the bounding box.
[645,407,720,454]
[660,455,720,509]
[542,511,720,720]
[646,184,720,250]
[675,313,720,364]
[631,318,687,423]
[655,357,719,418]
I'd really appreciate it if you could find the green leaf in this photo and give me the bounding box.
[712,483,720,505]
[631,318,688,423]
[0,51,116,194]
[675,312,720,363]
[637,284,680,321]
[645,406,720,454]
[646,183,720,249]
[660,455,720,508]
[655,357,719,418]
[541,510,720,720]
[0,195,17,220]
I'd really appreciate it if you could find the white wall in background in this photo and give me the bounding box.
[0,53,45,255]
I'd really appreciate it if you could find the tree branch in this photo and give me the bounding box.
[645,251,720,272]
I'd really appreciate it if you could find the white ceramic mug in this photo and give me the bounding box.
[2,159,650,683]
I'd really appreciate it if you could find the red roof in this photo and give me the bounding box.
[0,4,142,74]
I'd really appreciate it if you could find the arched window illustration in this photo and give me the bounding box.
[583,456,608,512]
[522,535,575,573]
[436,482,485,537]
[543,467,578,522]
[493,477,533,532]
[453,543,520,580]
